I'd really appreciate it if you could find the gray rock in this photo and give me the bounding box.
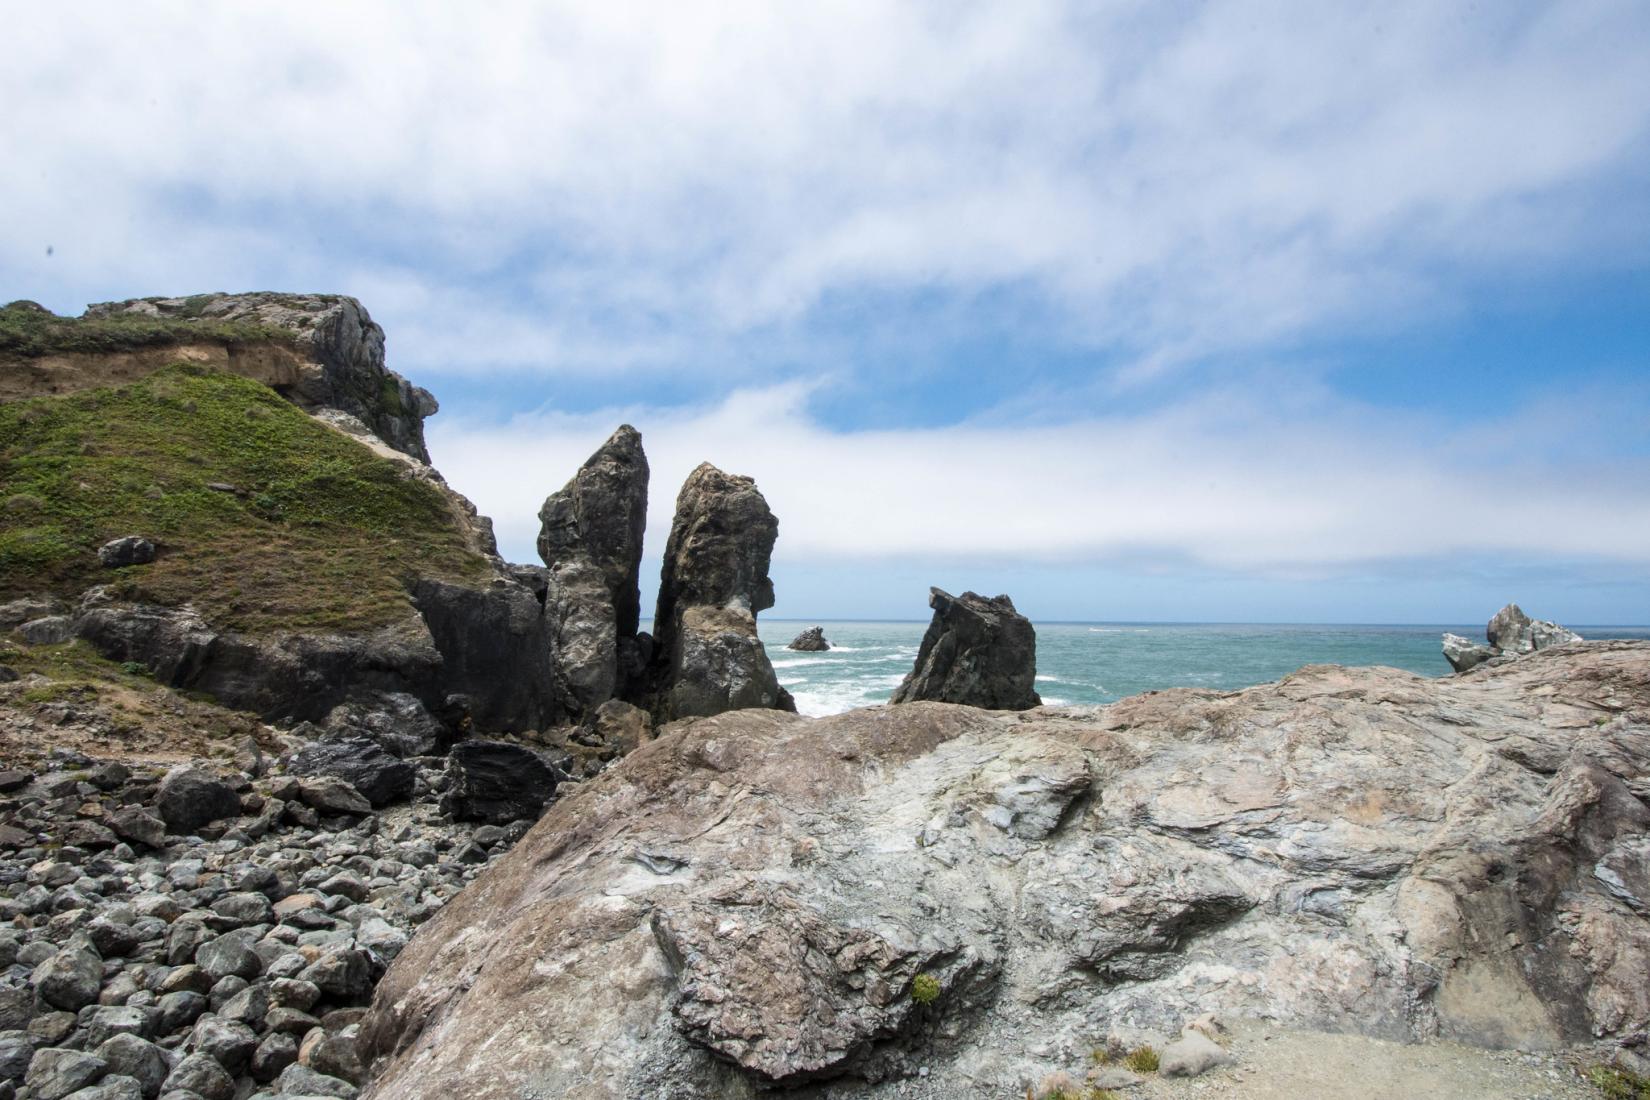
[97,538,157,569]
[321,692,449,758]
[410,578,559,734]
[0,1032,33,1081]
[538,425,650,717]
[92,1034,167,1098]
[890,588,1041,710]
[159,1052,232,1100]
[250,1031,296,1082]
[17,616,75,645]
[1441,632,1497,673]
[295,777,372,817]
[189,1016,255,1075]
[287,738,413,808]
[1487,602,1582,655]
[154,767,241,834]
[105,808,167,850]
[646,463,791,720]
[444,741,557,824]
[274,1062,357,1098]
[786,626,830,651]
[63,1075,143,1100]
[1159,1029,1233,1077]
[32,942,103,1011]
[195,938,260,982]
[25,1048,106,1100]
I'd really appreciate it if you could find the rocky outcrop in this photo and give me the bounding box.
[82,293,438,462]
[538,426,650,719]
[410,578,559,733]
[890,588,1040,710]
[787,626,830,651]
[359,642,1650,1099]
[645,463,792,720]
[1443,603,1583,673]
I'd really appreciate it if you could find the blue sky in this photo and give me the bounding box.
[5,1,1650,623]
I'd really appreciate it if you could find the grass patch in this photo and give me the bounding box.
[1121,1046,1159,1074]
[1588,1065,1650,1099]
[910,973,941,1005]
[0,362,489,633]
[0,301,296,358]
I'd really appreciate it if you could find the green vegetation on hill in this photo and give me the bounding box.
[0,299,295,358]
[0,362,489,633]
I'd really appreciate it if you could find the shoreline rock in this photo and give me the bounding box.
[890,588,1040,710]
[1443,603,1583,673]
[787,626,830,652]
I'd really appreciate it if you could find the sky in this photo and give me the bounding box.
[4,1,1650,623]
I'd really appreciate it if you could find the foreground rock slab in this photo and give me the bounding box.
[890,587,1041,710]
[360,642,1650,1099]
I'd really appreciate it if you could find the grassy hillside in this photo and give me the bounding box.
[1,298,295,357]
[0,362,490,633]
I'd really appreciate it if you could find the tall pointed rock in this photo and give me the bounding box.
[648,462,792,720]
[537,425,649,718]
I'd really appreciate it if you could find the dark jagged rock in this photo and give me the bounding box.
[288,738,415,808]
[786,626,830,652]
[444,742,558,824]
[537,426,649,719]
[410,579,558,733]
[83,293,438,463]
[96,536,155,568]
[890,588,1041,710]
[155,766,242,833]
[538,426,649,638]
[646,463,792,720]
[321,692,450,758]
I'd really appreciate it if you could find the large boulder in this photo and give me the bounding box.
[1487,603,1583,655]
[361,644,1650,1100]
[154,765,242,833]
[444,741,558,824]
[787,626,830,652]
[646,463,792,720]
[1442,632,1497,673]
[411,578,559,733]
[889,588,1041,710]
[321,692,450,758]
[97,536,156,568]
[288,737,416,807]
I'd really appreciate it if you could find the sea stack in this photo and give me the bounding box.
[890,587,1040,710]
[787,626,830,652]
[647,463,794,719]
[536,425,649,718]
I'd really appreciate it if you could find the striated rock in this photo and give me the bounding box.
[360,642,1650,1100]
[786,626,830,651]
[890,588,1041,710]
[96,537,155,568]
[537,426,649,718]
[83,293,438,463]
[647,463,792,720]
[444,742,558,824]
[154,766,241,834]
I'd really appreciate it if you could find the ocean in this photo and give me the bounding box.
[754,620,1650,718]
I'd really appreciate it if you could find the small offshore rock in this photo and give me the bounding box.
[97,537,157,568]
[786,626,830,651]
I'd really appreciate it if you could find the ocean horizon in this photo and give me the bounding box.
[635,617,1650,717]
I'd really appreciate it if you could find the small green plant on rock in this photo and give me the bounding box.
[1588,1064,1650,1100]
[910,973,941,1005]
[1122,1045,1159,1074]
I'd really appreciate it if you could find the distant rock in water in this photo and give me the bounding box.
[1442,603,1582,673]
[890,587,1041,710]
[647,463,793,720]
[786,626,830,652]
[536,425,650,718]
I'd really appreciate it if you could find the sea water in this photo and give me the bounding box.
[754,620,1650,718]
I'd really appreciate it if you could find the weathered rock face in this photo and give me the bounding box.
[890,588,1040,710]
[359,642,1650,1099]
[410,578,559,733]
[83,293,438,462]
[1443,603,1583,673]
[443,741,559,824]
[787,626,830,652]
[647,463,791,720]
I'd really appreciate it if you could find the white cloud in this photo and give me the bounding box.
[4,1,1648,374]
[427,382,1650,576]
